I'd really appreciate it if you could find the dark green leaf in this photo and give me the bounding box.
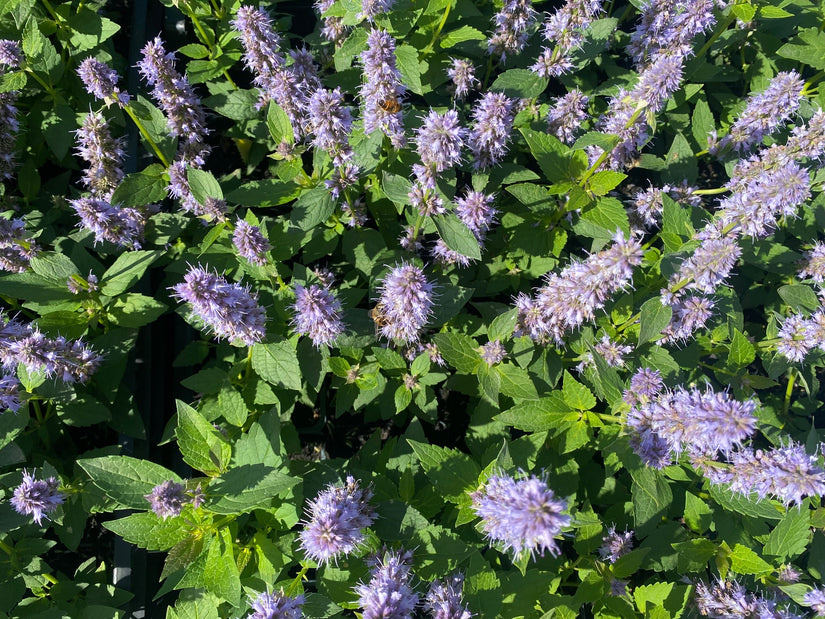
[251,340,302,391]
[638,298,672,345]
[395,44,423,94]
[187,168,223,203]
[111,164,168,208]
[175,400,231,476]
[408,439,480,502]
[764,508,810,561]
[207,464,299,514]
[430,332,481,373]
[497,363,539,400]
[103,513,189,551]
[777,28,825,70]
[494,393,572,432]
[433,213,482,261]
[78,455,180,510]
[521,129,569,182]
[100,250,161,296]
[778,284,820,313]
[491,69,548,99]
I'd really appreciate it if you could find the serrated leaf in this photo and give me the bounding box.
[708,485,782,520]
[691,99,715,149]
[111,165,167,208]
[202,89,259,121]
[580,197,630,237]
[673,539,717,572]
[207,464,299,514]
[477,363,501,404]
[431,332,482,373]
[100,250,161,297]
[433,214,482,261]
[764,508,810,561]
[587,171,627,196]
[251,341,302,391]
[631,467,673,535]
[729,544,773,575]
[562,371,596,410]
[395,44,422,94]
[218,384,247,427]
[778,284,820,313]
[78,455,180,510]
[408,439,480,502]
[381,171,412,206]
[777,28,825,70]
[186,168,223,204]
[521,129,569,182]
[267,101,294,144]
[439,25,485,48]
[639,298,673,345]
[203,527,241,604]
[497,363,538,400]
[727,328,755,368]
[494,393,572,432]
[488,309,517,341]
[175,400,231,476]
[30,252,78,282]
[103,512,189,551]
[491,69,548,99]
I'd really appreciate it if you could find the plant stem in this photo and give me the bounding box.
[124,104,171,167]
[692,187,728,195]
[783,367,797,415]
[578,104,647,186]
[423,0,452,54]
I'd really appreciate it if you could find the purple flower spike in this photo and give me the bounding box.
[360,0,395,22]
[425,573,472,619]
[75,111,125,199]
[804,587,825,616]
[2,330,102,383]
[415,109,465,177]
[77,57,130,106]
[299,476,375,564]
[249,589,304,619]
[145,480,187,519]
[480,340,507,365]
[776,314,816,363]
[376,263,435,344]
[360,28,407,148]
[138,37,209,165]
[623,367,663,407]
[598,527,633,563]
[673,234,741,295]
[0,40,21,68]
[799,242,825,283]
[455,190,498,241]
[488,0,536,61]
[547,90,589,144]
[354,548,419,619]
[471,471,570,561]
[694,579,762,619]
[447,58,478,100]
[308,87,355,166]
[70,197,154,249]
[233,220,271,266]
[469,92,516,170]
[316,0,349,45]
[172,265,266,346]
[11,469,64,525]
[628,0,719,66]
[0,373,20,412]
[0,217,38,273]
[291,284,346,347]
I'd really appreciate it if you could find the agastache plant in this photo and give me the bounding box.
[247,590,304,619]
[77,57,130,106]
[11,470,64,525]
[291,284,346,347]
[360,28,407,148]
[375,262,435,344]
[0,40,21,181]
[354,548,419,619]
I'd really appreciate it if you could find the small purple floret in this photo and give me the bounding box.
[11,469,64,525]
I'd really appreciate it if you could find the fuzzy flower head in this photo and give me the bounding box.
[415,109,466,176]
[425,573,472,619]
[360,0,395,22]
[799,242,825,284]
[0,373,20,412]
[308,87,354,166]
[0,217,38,273]
[354,548,419,619]
[77,57,130,106]
[488,0,536,61]
[804,587,825,616]
[233,220,271,266]
[2,329,102,383]
[455,191,498,241]
[360,29,407,148]
[598,527,634,563]
[70,197,154,249]
[299,475,375,564]
[471,471,570,561]
[469,92,517,170]
[145,480,187,520]
[480,340,507,366]
[376,263,435,344]
[447,58,478,100]
[75,111,125,199]
[172,265,266,346]
[291,284,346,347]
[11,470,64,525]
[248,589,304,619]
[0,40,21,68]
[547,90,589,144]
[623,367,663,407]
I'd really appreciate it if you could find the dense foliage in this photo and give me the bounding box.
[1,0,825,615]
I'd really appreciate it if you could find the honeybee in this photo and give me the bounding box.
[378,95,402,114]
[370,302,390,336]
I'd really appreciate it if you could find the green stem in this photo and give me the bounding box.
[692,14,735,62]
[423,0,452,54]
[692,187,728,195]
[0,538,13,556]
[286,565,310,597]
[578,104,647,186]
[24,68,58,99]
[596,413,623,423]
[410,213,426,248]
[40,0,62,23]
[803,71,825,95]
[615,311,640,333]
[32,399,45,425]
[124,104,171,167]
[783,368,797,415]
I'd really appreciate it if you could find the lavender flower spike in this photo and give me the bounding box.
[11,469,64,525]
[291,284,346,347]
[233,220,271,266]
[172,265,266,346]
[299,476,376,564]
[316,0,349,46]
[547,90,589,145]
[598,527,633,563]
[425,573,472,619]
[308,87,355,167]
[488,0,536,61]
[804,587,825,616]
[75,111,125,199]
[447,58,478,101]
[145,480,187,519]
[77,57,130,106]
[360,0,395,22]
[471,471,570,560]
[2,330,102,383]
[248,590,304,619]
[0,217,38,273]
[376,262,435,344]
[468,92,517,170]
[415,109,466,180]
[70,197,154,249]
[455,190,498,242]
[799,241,825,283]
[354,548,419,619]
[0,40,21,68]
[360,28,407,148]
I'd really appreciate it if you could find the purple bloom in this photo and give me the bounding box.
[77,57,129,106]
[145,480,187,519]
[409,181,445,217]
[0,373,20,412]
[532,0,604,77]
[488,0,536,61]
[627,0,719,66]
[777,314,816,363]
[660,295,714,344]
[547,90,589,144]
[672,234,741,295]
[172,265,266,346]
[694,579,761,618]
[593,335,631,367]
[712,71,805,154]
[289,48,321,92]
[431,239,472,268]
[777,565,801,584]
[455,191,498,241]
[623,367,663,407]
[480,340,507,365]
[471,472,570,560]
[70,197,154,249]
[168,160,227,220]
[0,58,19,181]
[609,579,628,597]
[138,37,209,165]
[75,111,125,199]
[598,527,633,563]
[0,217,38,272]
[354,549,419,619]
[425,574,472,619]
[308,87,355,167]
[468,92,516,170]
[804,588,825,615]
[232,6,286,108]
[376,263,435,344]
[11,470,64,525]
[316,0,349,46]
[233,220,271,266]
[415,110,465,178]
[360,0,395,22]
[0,40,21,68]
[360,29,406,148]
[799,242,825,283]
[1,329,102,383]
[248,590,304,619]
[291,284,346,347]
[447,58,477,100]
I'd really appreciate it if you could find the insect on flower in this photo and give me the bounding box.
[378,95,402,114]
[369,301,391,337]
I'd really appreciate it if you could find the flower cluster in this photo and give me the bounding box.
[172,266,267,346]
[308,87,355,168]
[515,232,643,345]
[315,0,348,46]
[424,573,472,619]
[447,58,477,101]
[375,263,435,344]
[629,181,701,229]
[480,340,507,365]
[145,480,189,519]
[291,284,346,347]
[354,549,419,619]
[360,29,407,149]
[233,220,271,266]
[532,0,603,77]
[299,476,376,564]
[11,470,64,525]
[0,39,21,182]
[74,111,124,199]
[471,471,570,560]
[77,57,130,106]
[488,0,536,61]
[547,90,589,144]
[627,0,719,66]
[468,92,516,170]
[248,590,304,619]
[0,216,38,273]
[71,197,155,249]
[598,527,634,563]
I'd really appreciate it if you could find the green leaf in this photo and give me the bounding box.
[488,309,517,341]
[580,197,630,237]
[661,194,693,239]
[395,385,412,412]
[202,89,260,121]
[100,250,161,297]
[251,340,303,391]
[494,393,572,432]
[664,132,697,184]
[381,171,413,207]
[497,363,538,400]
[267,101,294,144]
[708,485,782,520]
[395,44,423,94]
[408,439,480,502]
[729,544,773,575]
[562,371,596,410]
[439,25,485,48]
[684,492,713,533]
[490,69,548,99]
[108,293,167,328]
[56,396,110,427]
[175,400,231,476]
[203,527,241,605]
[433,214,482,261]
[587,171,627,196]
[631,467,673,536]
[477,363,501,404]
[226,179,300,207]
[612,547,652,578]
[521,129,569,182]
[186,168,223,204]
[673,539,717,572]
[29,252,78,282]
[430,333,481,373]
[764,508,810,561]
[291,185,335,231]
[111,164,168,208]
[0,70,26,93]
[691,99,715,149]
[777,28,825,70]
[778,284,820,313]
[218,384,247,427]
[638,298,672,345]
[759,5,793,17]
[78,455,180,510]
[727,328,755,368]
[207,464,299,514]
[334,27,368,72]
[103,512,189,551]
[505,183,556,213]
